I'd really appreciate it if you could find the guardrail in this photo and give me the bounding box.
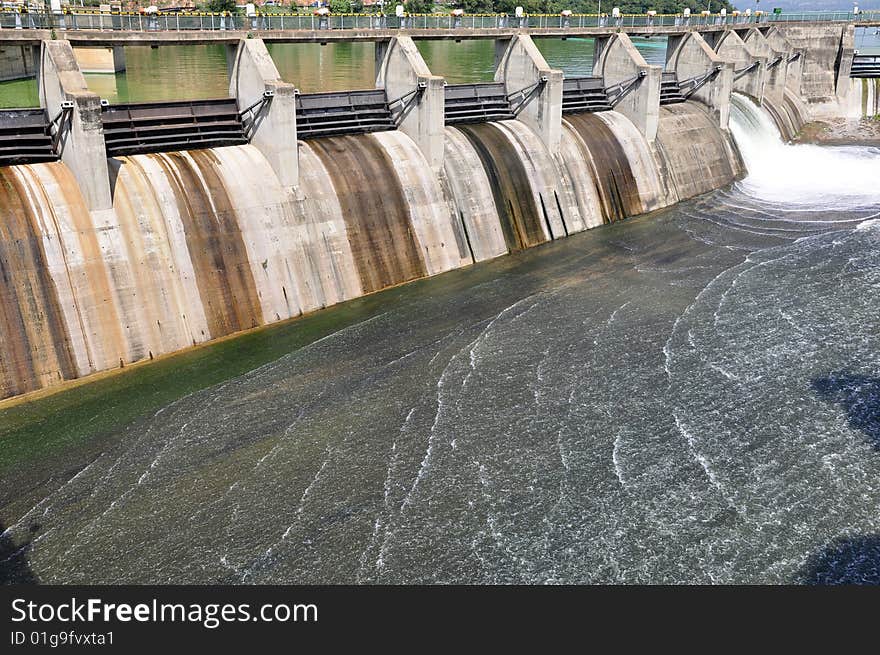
[1,10,878,33]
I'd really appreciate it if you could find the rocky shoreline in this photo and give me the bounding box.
[794,117,880,146]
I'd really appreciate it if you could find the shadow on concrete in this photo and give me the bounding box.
[812,372,880,451]
[0,521,39,584]
[800,534,880,585]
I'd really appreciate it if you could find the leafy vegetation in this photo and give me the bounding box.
[405,0,438,13]
[328,0,365,12]
[205,0,237,13]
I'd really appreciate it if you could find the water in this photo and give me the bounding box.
[2,96,879,585]
[0,38,668,107]
[730,94,880,204]
[0,27,870,106]
[269,42,377,91]
[86,45,230,104]
[0,77,38,108]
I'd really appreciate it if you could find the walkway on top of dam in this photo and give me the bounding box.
[1,12,879,47]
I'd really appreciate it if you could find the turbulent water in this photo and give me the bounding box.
[2,97,880,584]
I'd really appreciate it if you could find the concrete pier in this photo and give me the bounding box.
[666,32,734,130]
[73,46,126,74]
[228,38,299,187]
[494,38,511,71]
[38,40,112,212]
[494,34,562,152]
[765,27,803,97]
[715,29,766,103]
[836,24,855,99]
[376,36,445,171]
[0,44,37,81]
[594,33,661,142]
[776,23,852,113]
[742,28,787,107]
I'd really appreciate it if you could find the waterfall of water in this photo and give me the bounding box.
[729,93,880,209]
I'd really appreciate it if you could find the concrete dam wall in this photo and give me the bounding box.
[4,21,863,400]
[0,44,36,82]
[0,108,742,400]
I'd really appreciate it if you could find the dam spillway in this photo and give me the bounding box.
[2,97,740,400]
[0,21,872,403]
[0,18,879,585]
[0,28,771,401]
[1,87,878,584]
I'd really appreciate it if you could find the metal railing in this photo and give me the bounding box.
[0,10,878,33]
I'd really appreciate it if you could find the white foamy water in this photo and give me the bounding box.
[729,93,880,209]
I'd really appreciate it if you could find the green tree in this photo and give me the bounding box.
[453,0,496,12]
[405,0,435,12]
[206,0,237,13]
[206,0,237,12]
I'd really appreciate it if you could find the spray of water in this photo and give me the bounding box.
[728,93,880,209]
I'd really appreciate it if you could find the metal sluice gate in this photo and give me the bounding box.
[562,77,613,114]
[562,74,653,114]
[851,54,880,78]
[100,98,250,157]
[295,89,396,140]
[0,104,73,167]
[444,83,516,124]
[662,67,723,105]
[660,72,687,105]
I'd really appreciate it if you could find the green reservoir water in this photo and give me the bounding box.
[0,26,877,107]
[0,77,38,108]
[0,37,669,107]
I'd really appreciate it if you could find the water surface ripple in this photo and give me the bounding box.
[2,143,880,585]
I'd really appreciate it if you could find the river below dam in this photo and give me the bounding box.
[1,95,880,584]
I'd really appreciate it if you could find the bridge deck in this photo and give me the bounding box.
[1,21,878,47]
